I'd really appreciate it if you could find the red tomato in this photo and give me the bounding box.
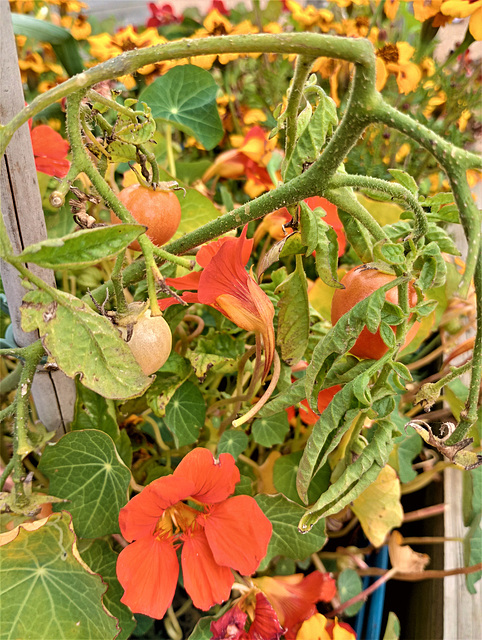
[110,184,181,251]
[330,266,420,360]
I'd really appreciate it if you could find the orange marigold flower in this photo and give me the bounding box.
[159,225,276,379]
[116,448,272,620]
[29,122,70,177]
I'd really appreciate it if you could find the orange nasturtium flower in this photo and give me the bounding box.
[159,225,276,379]
[211,570,337,639]
[116,448,272,619]
[29,122,70,177]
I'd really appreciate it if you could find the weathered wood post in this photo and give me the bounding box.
[0,0,75,433]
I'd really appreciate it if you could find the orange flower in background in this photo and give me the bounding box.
[296,613,357,640]
[441,0,482,39]
[203,126,278,197]
[254,571,337,638]
[116,448,272,619]
[159,225,276,379]
[29,122,70,177]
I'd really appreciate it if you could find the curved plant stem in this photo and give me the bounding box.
[329,173,428,241]
[0,459,14,492]
[283,55,316,167]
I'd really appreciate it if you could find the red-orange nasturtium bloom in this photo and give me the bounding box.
[116,448,272,619]
[29,122,70,177]
[211,570,337,639]
[159,225,275,379]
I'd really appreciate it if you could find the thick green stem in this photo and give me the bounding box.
[0,458,14,492]
[151,246,194,269]
[0,363,22,394]
[329,173,428,241]
[1,33,375,157]
[446,248,482,444]
[111,251,128,315]
[324,185,388,242]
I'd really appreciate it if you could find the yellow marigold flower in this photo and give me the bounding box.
[423,90,446,118]
[61,13,91,40]
[296,613,356,640]
[317,9,335,32]
[377,42,422,94]
[286,0,321,27]
[9,0,35,12]
[203,8,233,35]
[458,109,471,131]
[466,168,481,187]
[441,0,482,39]
[244,109,267,125]
[47,0,88,11]
[342,16,370,37]
[18,51,48,75]
[383,0,400,21]
[395,142,411,162]
[264,21,283,34]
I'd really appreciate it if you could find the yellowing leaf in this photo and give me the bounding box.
[352,465,403,547]
[388,530,430,573]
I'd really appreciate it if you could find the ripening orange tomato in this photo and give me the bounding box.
[110,184,181,251]
[331,266,420,360]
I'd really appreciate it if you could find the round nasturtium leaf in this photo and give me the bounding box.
[0,513,119,640]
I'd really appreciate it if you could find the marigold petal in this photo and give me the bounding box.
[204,495,272,575]
[119,475,195,541]
[173,448,240,503]
[117,535,179,619]
[181,529,234,610]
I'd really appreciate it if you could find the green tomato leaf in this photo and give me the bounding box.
[337,207,373,263]
[255,494,327,570]
[299,200,319,256]
[17,225,146,269]
[20,289,151,400]
[388,168,419,195]
[314,219,343,288]
[275,255,310,366]
[298,419,395,531]
[0,513,118,640]
[383,612,401,640]
[251,412,290,447]
[164,380,206,447]
[80,539,136,640]
[38,430,131,538]
[389,425,423,483]
[140,65,223,149]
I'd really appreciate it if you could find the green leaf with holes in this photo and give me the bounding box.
[140,65,223,149]
[16,225,145,269]
[38,430,131,538]
[164,381,206,447]
[0,513,118,640]
[20,289,151,400]
[255,494,326,570]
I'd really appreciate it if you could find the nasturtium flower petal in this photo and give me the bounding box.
[181,529,234,610]
[173,448,240,504]
[204,495,272,575]
[119,475,196,542]
[117,535,179,619]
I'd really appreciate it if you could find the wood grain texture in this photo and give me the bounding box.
[1,0,75,432]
